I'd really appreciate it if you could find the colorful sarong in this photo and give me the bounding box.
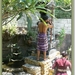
[37,33,48,51]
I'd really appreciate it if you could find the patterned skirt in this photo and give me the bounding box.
[37,33,48,51]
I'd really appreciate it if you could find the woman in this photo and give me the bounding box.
[52,51,71,75]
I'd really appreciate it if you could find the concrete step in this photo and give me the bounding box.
[24,56,52,75]
[22,63,41,75]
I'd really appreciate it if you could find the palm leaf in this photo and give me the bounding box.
[26,13,32,32]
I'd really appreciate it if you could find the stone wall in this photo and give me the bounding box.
[57,34,71,52]
[54,19,71,34]
[53,19,71,51]
[16,17,71,34]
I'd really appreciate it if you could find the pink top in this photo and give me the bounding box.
[52,58,71,75]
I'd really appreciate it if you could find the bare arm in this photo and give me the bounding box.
[47,24,53,28]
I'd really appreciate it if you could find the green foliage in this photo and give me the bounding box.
[2,24,17,39]
[26,14,32,31]
[57,28,65,47]
[2,0,54,36]
[55,9,71,18]
[55,0,71,6]
[55,0,71,18]
[3,25,17,36]
[2,0,52,25]
[2,0,71,35]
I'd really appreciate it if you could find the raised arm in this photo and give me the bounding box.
[47,24,53,28]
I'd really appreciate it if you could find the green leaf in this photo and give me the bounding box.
[37,8,56,18]
[26,13,32,31]
[17,12,23,20]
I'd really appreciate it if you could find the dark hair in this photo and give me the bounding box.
[41,15,49,21]
[37,21,40,25]
[40,9,47,16]
[37,15,48,24]
[61,51,68,57]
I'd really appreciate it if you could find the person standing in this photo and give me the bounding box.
[52,51,71,75]
[37,15,53,61]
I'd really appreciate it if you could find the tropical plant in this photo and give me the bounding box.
[2,0,52,25]
[55,0,71,18]
[2,0,71,24]
[57,28,65,47]
[2,0,71,32]
[2,24,17,40]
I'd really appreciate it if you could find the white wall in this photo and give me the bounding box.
[54,19,71,34]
